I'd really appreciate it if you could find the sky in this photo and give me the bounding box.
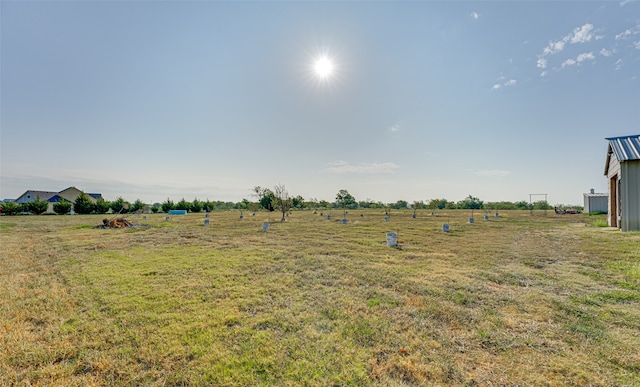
[2,1,639,206]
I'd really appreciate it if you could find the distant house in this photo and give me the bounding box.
[604,135,640,231]
[15,186,102,213]
[15,190,58,204]
[583,189,608,214]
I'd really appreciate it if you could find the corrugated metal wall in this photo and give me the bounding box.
[584,195,608,213]
[620,161,640,232]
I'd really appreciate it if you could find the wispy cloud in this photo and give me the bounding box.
[615,58,624,70]
[577,52,595,62]
[388,124,401,132]
[599,48,612,57]
[492,79,517,90]
[470,11,480,20]
[324,161,399,174]
[543,40,566,56]
[570,24,595,44]
[537,58,548,69]
[475,170,510,178]
[561,52,595,68]
[615,25,640,40]
[537,23,597,75]
[541,24,594,56]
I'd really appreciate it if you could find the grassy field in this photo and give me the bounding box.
[1,209,639,386]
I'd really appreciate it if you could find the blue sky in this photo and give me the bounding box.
[2,1,639,205]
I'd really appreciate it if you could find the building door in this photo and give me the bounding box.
[609,175,618,228]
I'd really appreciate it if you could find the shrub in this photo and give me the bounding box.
[161,198,175,213]
[175,198,191,211]
[457,195,483,210]
[259,191,275,212]
[110,197,129,214]
[94,198,111,214]
[190,199,203,213]
[130,199,145,213]
[1,201,22,215]
[202,200,215,212]
[28,196,49,215]
[53,199,72,215]
[74,193,95,214]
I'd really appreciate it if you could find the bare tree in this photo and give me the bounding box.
[273,183,293,221]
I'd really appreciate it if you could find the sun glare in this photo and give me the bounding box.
[314,57,334,79]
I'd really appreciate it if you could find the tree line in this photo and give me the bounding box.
[0,186,558,216]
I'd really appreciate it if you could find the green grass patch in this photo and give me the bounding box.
[69,224,94,229]
[0,222,16,231]
[592,219,609,227]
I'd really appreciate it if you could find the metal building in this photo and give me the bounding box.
[583,189,608,213]
[604,134,640,232]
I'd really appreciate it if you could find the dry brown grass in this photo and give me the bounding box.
[1,210,638,385]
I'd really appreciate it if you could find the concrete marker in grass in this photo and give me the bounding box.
[386,232,397,247]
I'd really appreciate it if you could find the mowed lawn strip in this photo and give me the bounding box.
[1,210,638,385]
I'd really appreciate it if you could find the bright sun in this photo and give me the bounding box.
[314,57,334,78]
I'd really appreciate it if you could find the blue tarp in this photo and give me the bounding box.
[168,210,188,215]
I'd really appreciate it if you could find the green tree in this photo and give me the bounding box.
[190,198,203,213]
[412,200,425,210]
[358,200,371,209]
[175,198,191,211]
[161,198,175,213]
[201,200,214,212]
[110,197,129,214]
[318,200,330,209]
[335,189,356,213]
[486,201,516,210]
[94,198,111,214]
[457,195,483,210]
[306,197,319,210]
[53,199,72,215]
[390,200,408,210]
[130,199,146,213]
[235,199,250,211]
[1,201,23,215]
[74,193,95,214]
[253,187,275,212]
[532,201,552,210]
[292,195,305,209]
[27,196,49,215]
[428,199,448,210]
